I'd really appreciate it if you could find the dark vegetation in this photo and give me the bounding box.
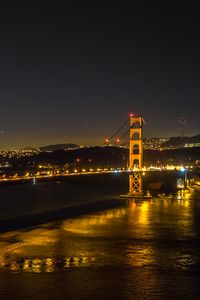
[5,146,200,166]
[1,146,200,175]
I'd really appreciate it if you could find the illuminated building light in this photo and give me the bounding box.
[23,259,31,271]
[10,262,20,271]
[45,258,54,272]
[177,178,184,188]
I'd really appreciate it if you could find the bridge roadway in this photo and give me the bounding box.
[0,169,120,183]
[0,168,191,184]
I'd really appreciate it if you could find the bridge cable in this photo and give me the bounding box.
[113,129,129,145]
[103,118,129,145]
[108,118,129,140]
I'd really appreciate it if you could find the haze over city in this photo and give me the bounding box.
[1,1,200,149]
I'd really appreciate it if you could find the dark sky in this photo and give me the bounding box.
[0,1,200,149]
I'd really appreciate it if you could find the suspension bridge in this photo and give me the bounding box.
[0,113,192,199]
[102,113,191,199]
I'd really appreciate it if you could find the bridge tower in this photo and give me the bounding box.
[129,114,143,196]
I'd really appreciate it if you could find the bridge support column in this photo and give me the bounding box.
[129,115,143,196]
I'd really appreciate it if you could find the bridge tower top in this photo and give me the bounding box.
[129,115,143,170]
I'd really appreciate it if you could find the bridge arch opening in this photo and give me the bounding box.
[133,159,139,168]
[133,144,140,154]
[132,132,140,140]
[131,121,141,128]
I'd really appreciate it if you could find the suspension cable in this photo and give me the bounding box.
[103,118,129,145]
[108,118,129,140]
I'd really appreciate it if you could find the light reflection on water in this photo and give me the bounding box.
[0,196,198,275]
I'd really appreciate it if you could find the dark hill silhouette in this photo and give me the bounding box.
[163,135,200,147]
[39,143,79,151]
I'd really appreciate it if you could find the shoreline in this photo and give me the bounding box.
[0,198,125,233]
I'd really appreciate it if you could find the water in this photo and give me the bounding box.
[1,179,200,299]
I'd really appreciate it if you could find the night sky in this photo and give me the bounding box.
[0,1,200,149]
